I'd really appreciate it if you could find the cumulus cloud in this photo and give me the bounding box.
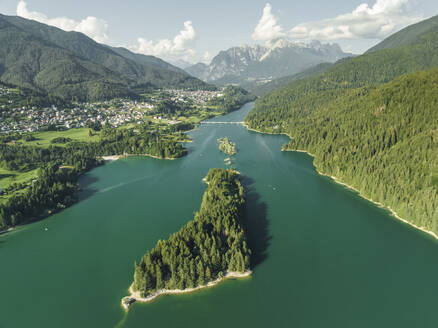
[16,1,109,43]
[134,21,197,62]
[252,3,285,42]
[289,0,422,40]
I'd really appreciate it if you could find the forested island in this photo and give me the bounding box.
[217,138,237,156]
[122,168,251,309]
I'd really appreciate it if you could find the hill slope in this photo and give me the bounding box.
[246,18,438,235]
[251,62,333,96]
[366,15,438,53]
[249,23,438,119]
[248,67,438,234]
[0,14,211,101]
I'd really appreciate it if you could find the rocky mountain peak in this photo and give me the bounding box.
[185,39,352,88]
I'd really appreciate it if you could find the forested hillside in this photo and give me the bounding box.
[247,66,438,234]
[132,168,251,297]
[246,17,438,234]
[250,21,438,118]
[366,15,438,53]
[251,63,333,97]
[0,14,212,102]
[207,86,256,113]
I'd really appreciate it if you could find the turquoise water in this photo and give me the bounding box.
[1,102,438,328]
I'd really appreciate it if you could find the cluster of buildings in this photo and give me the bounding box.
[0,88,226,134]
[0,86,12,98]
[0,100,154,134]
[164,89,223,104]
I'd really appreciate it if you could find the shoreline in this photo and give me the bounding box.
[121,270,251,311]
[319,171,438,241]
[101,153,178,162]
[102,155,122,162]
[0,153,177,236]
[243,124,438,242]
[0,227,14,235]
[1,105,252,236]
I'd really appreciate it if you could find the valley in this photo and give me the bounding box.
[1,4,438,328]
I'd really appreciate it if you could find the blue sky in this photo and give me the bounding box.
[1,0,437,64]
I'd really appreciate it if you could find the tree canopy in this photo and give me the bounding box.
[133,168,251,297]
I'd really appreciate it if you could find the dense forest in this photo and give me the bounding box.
[245,17,438,234]
[0,14,212,102]
[207,86,256,113]
[247,67,438,234]
[0,82,67,108]
[251,63,333,97]
[0,125,187,230]
[0,164,83,228]
[132,168,251,297]
[250,19,438,121]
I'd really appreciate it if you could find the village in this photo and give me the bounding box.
[0,86,225,134]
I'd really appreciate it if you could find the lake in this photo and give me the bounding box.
[2,102,438,328]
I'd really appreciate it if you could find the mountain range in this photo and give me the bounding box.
[185,39,352,89]
[0,14,212,102]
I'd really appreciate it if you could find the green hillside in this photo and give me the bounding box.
[366,15,438,53]
[248,66,438,233]
[0,14,212,102]
[246,18,438,234]
[250,22,438,117]
[251,62,333,96]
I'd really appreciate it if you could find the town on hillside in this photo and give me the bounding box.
[0,86,225,134]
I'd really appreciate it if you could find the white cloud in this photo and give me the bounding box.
[16,1,109,43]
[134,21,197,63]
[252,3,285,42]
[201,51,213,64]
[289,0,422,40]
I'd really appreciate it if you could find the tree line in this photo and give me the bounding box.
[0,124,188,230]
[207,86,256,113]
[133,168,251,297]
[246,67,438,233]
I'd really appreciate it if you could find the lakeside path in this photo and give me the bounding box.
[121,271,251,311]
[242,123,438,242]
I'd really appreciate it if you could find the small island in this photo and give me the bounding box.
[122,168,251,310]
[217,138,237,156]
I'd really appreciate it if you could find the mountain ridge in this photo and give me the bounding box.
[0,14,212,101]
[185,39,352,88]
[366,15,438,53]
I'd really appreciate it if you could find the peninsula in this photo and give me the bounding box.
[122,168,251,310]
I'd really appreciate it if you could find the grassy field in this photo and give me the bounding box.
[0,128,97,194]
[23,128,99,148]
[0,168,39,189]
[0,168,38,204]
[432,167,438,188]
